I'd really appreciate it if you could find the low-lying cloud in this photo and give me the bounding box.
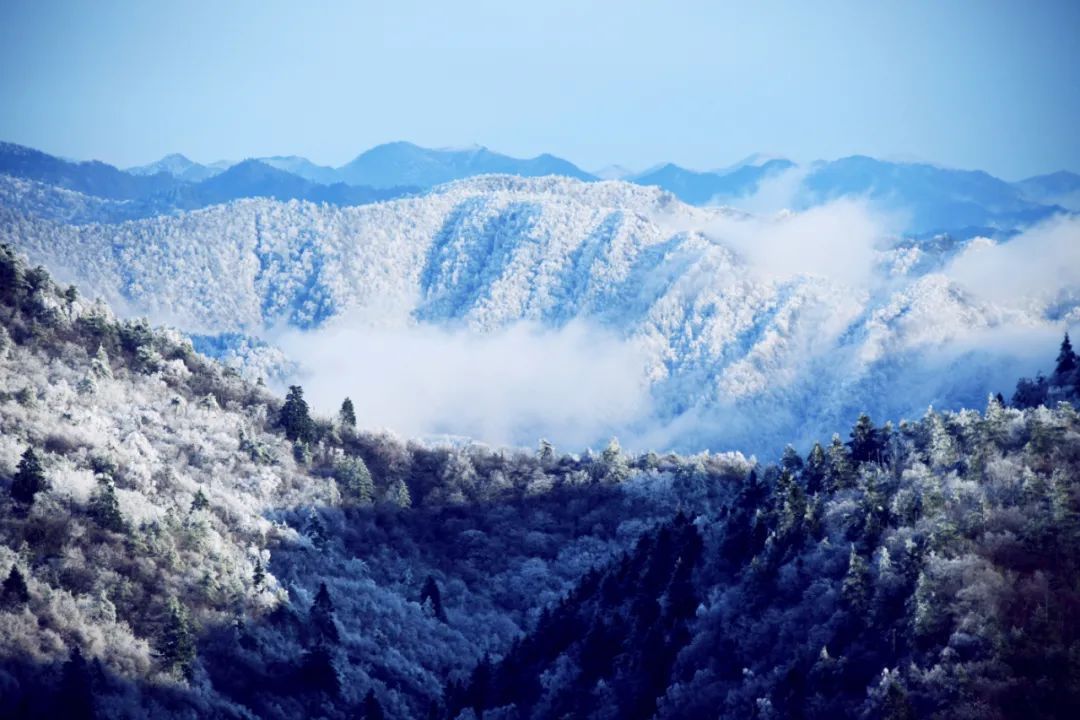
[944,214,1080,308]
[277,318,652,450]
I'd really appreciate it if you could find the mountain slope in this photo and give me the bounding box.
[1015,170,1080,211]
[2,173,1066,455]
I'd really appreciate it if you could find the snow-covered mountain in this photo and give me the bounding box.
[126,153,228,182]
[3,171,1071,455]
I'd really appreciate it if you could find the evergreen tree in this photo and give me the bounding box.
[538,438,555,466]
[338,397,356,430]
[847,413,882,465]
[310,582,339,644]
[362,689,386,720]
[89,476,125,533]
[334,455,373,505]
[827,434,855,491]
[279,385,313,442]
[296,645,339,696]
[57,646,95,720]
[1,565,29,607]
[420,575,448,622]
[253,559,265,589]
[600,437,630,483]
[393,478,412,509]
[190,488,210,513]
[804,442,828,495]
[11,446,46,506]
[90,345,112,380]
[160,597,196,680]
[841,546,871,615]
[1055,332,1078,380]
[781,444,804,474]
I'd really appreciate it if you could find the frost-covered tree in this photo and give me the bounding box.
[600,437,630,483]
[160,597,196,680]
[190,488,210,513]
[826,434,854,491]
[90,475,126,533]
[421,575,448,623]
[1,565,29,607]
[393,478,412,508]
[339,397,356,430]
[804,441,827,495]
[335,454,374,504]
[841,546,871,614]
[11,446,46,506]
[847,413,881,465]
[280,385,313,442]
[90,344,112,379]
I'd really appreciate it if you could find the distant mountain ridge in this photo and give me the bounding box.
[2,140,1076,235]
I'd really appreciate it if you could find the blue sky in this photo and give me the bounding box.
[1,0,1077,178]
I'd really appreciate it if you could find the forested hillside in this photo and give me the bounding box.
[2,244,1079,719]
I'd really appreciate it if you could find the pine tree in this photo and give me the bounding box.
[804,442,828,495]
[160,597,196,679]
[89,476,125,533]
[1,565,29,607]
[781,444,804,474]
[847,413,881,465]
[253,559,265,589]
[826,434,855,491]
[11,446,46,506]
[393,478,412,509]
[420,575,448,622]
[57,647,95,720]
[1055,332,1078,380]
[310,582,339,644]
[362,689,386,720]
[334,455,373,505]
[90,345,112,380]
[600,437,629,483]
[339,397,356,430]
[841,546,871,614]
[190,488,210,513]
[297,645,339,696]
[279,385,313,442]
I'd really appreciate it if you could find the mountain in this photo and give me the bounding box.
[257,155,341,185]
[127,153,225,182]
[2,173,1067,456]
[337,141,596,188]
[801,155,1064,234]
[632,158,796,205]
[2,244,1079,719]
[0,141,181,200]
[1015,170,1080,211]
[161,159,415,208]
[591,164,637,180]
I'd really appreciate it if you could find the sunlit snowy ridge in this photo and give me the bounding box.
[2,172,1078,454]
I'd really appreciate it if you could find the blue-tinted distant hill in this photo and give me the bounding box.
[1014,170,1080,211]
[632,158,795,205]
[802,155,1064,234]
[337,141,597,188]
[0,141,181,199]
[158,159,414,209]
[0,143,414,219]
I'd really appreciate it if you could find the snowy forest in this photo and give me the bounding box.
[2,238,1079,720]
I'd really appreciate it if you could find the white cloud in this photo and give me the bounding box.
[277,318,652,449]
[944,214,1080,307]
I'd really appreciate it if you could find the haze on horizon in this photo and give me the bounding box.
[1,0,1079,179]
